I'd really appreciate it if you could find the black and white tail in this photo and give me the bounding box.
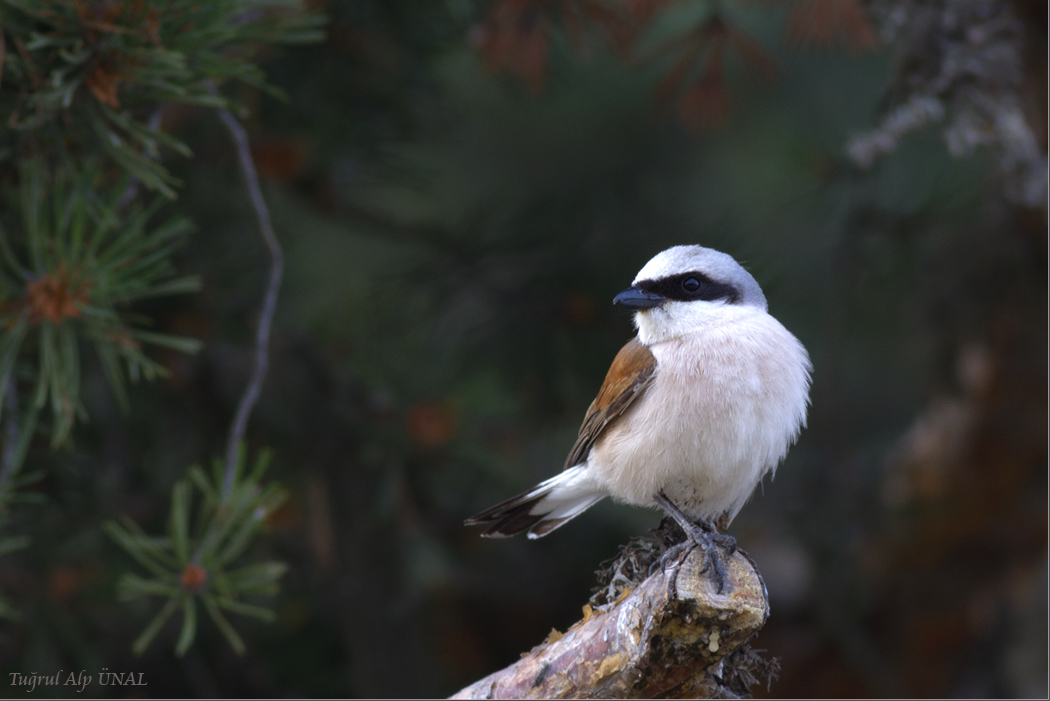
[465,466,606,539]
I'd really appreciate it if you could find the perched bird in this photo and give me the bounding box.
[466,245,811,591]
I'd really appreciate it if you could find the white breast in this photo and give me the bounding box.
[587,306,811,524]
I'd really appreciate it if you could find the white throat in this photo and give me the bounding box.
[634,299,756,345]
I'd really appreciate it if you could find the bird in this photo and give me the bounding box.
[465,245,812,592]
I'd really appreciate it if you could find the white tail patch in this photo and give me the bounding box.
[525,466,606,539]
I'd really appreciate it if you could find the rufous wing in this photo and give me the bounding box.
[464,337,656,538]
[564,336,657,469]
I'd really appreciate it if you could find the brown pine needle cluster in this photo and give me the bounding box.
[72,0,163,108]
[473,0,635,92]
[788,0,879,53]
[84,59,124,108]
[180,563,207,592]
[473,0,553,93]
[473,0,880,130]
[24,269,90,325]
[654,16,779,131]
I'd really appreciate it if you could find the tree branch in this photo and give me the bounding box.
[215,105,283,499]
[451,546,770,699]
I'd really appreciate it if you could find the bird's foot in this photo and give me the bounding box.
[654,538,692,575]
[687,522,737,595]
[652,492,738,594]
[651,526,736,595]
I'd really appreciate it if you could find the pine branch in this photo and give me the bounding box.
[213,101,283,500]
[451,546,771,699]
[107,452,288,657]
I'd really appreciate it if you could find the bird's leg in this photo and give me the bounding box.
[653,491,737,594]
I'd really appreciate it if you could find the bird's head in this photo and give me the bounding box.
[613,245,768,344]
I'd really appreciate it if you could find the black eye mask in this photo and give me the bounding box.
[635,272,740,304]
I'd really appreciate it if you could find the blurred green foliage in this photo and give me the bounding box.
[0,0,324,195]
[0,157,200,446]
[0,0,320,668]
[106,448,287,657]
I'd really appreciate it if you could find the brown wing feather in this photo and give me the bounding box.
[564,337,657,469]
[464,337,655,538]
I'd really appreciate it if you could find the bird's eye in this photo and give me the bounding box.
[681,277,702,293]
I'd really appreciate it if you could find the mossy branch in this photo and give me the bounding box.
[452,545,773,699]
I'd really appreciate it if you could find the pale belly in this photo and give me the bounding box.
[587,321,809,523]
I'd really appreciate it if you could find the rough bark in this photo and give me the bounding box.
[451,546,769,699]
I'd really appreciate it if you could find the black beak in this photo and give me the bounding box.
[613,286,666,310]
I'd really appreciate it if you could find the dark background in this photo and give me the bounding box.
[0,0,1046,697]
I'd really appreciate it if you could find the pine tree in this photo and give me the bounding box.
[0,0,322,655]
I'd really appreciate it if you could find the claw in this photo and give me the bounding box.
[653,492,738,594]
[694,529,734,594]
[658,540,692,572]
[654,539,695,598]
